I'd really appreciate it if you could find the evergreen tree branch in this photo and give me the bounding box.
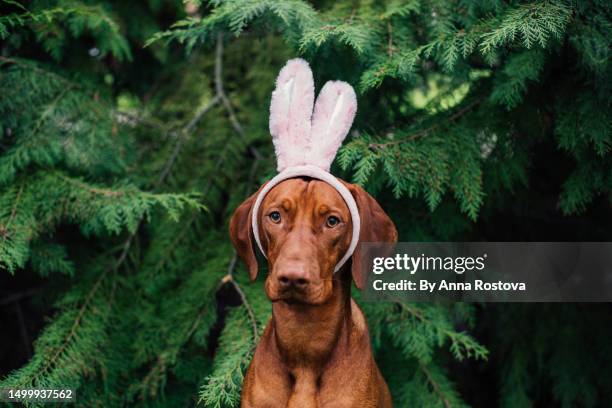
[386,21,394,57]
[109,35,231,273]
[31,267,114,387]
[219,129,264,344]
[214,31,263,161]
[418,360,451,408]
[55,174,125,197]
[369,99,482,149]
[144,31,265,277]
[0,57,83,90]
[157,95,221,186]
[0,2,132,60]
[86,31,260,402]
[3,182,24,235]
[0,32,217,388]
[393,302,488,361]
[223,254,260,343]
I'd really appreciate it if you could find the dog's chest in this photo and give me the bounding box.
[244,339,376,407]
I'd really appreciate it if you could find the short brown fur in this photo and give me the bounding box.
[229,178,397,407]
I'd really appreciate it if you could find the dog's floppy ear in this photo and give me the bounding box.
[344,182,397,289]
[229,184,267,281]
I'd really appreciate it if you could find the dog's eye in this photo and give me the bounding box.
[326,216,340,228]
[269,211,281,223]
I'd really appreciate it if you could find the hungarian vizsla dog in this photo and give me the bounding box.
[229,58,397,407]
[230,177,396,407]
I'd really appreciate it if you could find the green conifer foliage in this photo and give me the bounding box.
[1,1,611,407]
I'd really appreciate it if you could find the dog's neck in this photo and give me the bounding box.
[270,267,352,372]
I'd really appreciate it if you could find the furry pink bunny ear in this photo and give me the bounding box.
[269,58,314,172]
[269,59,358,172]
[309,81,357,171]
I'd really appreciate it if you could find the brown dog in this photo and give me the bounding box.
[230,177,397,407]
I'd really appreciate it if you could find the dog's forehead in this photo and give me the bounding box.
[262,178,348,210]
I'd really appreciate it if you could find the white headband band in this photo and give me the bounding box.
[251,58,360,273]
[251,165,361,273]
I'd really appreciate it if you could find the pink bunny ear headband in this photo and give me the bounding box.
[251,58,360,273]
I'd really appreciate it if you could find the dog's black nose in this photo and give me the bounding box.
[277,269,310,289]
